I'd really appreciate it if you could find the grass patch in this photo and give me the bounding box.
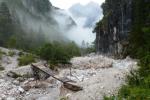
[0,49,5,60]
[0,64,4,71]
[18,54,35,66]
[8,51,15,57]
[60,97,68,100]
[0,52,2,60]
[18,51,24,56]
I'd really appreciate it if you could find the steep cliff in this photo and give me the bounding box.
[94,0,150,57]
[0,0,76,48]
[0,2,14,46]
[94,0,133,56]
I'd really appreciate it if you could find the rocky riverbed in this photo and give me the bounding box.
[0,47,137,100]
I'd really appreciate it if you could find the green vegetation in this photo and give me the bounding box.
[60,97,68,100]
[105,0,150,99]
[0,50,3,59]
[0,64,4,71]
[7,36,17,48]
[37,41,81,66]
[0,2,82,69]
[8,51,15,57]
[80,41,96,55]
[0,49,5,59]
[0,2,14,47]
[0,67,4,71]
[18,54,35,66]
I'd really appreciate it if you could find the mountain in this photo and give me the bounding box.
[0,0,76,49]
[69,2,102,28]
[94,0,150,57]
[94,0,133,56]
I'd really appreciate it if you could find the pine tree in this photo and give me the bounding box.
[0,2,14,46]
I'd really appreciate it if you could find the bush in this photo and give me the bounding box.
[18,54,35,66]
[119,86,150,100]
[0,49,5,60]
[37,41,80,65]
[8,51,15,57]
[103,96,116,100]
[60,97,68,100]
[0,51,2,60]
[144,75,150,88]
[139,54,150,76]
[0,64,4,71]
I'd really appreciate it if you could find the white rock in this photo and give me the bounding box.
[66,93,72,98]
[13,80,20,85]
[28,78,34,81]
[26,92,30,95]
[0,94,6,98]
[100,86,104,89]
[6,97,16,100]
[18,86,24,93]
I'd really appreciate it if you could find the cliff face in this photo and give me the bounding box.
[0,0,76,47]
[94,0,133,56]
[0,2,14,46]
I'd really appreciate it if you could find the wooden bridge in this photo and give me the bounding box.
[31,63,83,91]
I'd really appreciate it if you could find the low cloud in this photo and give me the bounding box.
[69,1,103,28]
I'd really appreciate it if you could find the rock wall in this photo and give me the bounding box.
[94,0,133,56]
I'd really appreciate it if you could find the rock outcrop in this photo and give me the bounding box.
[94,0,150,57]
[94,0,133,56]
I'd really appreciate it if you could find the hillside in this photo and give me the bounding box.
[0,0,76,49]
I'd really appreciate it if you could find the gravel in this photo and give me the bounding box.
[0,47,137,100]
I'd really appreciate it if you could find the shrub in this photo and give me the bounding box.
[37,41,80,65]
[144,75,150,88]
[103,96,116,100]
[8,51,15,57]
[0,51,2,60]
[0,49,6,60]
[0,64,4,71]
[18,51,24,56]
[18,54,35,66]
[60,97,68,100]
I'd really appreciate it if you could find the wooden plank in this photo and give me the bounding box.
[31,63,83,91]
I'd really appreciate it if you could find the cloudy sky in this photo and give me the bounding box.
[50,0,105,9]
[49,0,105,45]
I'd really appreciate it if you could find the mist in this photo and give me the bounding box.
[6,0,70,42]
[3,0,102,46]
[66,2,103,46]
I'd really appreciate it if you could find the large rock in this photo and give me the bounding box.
[7,65,33,78]
[94,0,133,56]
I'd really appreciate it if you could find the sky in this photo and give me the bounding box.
[50,0,105,9]
[49,0,105,45]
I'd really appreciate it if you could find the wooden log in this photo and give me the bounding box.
[63,82,83,92]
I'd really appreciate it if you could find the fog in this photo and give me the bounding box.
[4,0,103,46]
[6,0,68,42]
[69,2,102,28]
[66,2,103,46]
